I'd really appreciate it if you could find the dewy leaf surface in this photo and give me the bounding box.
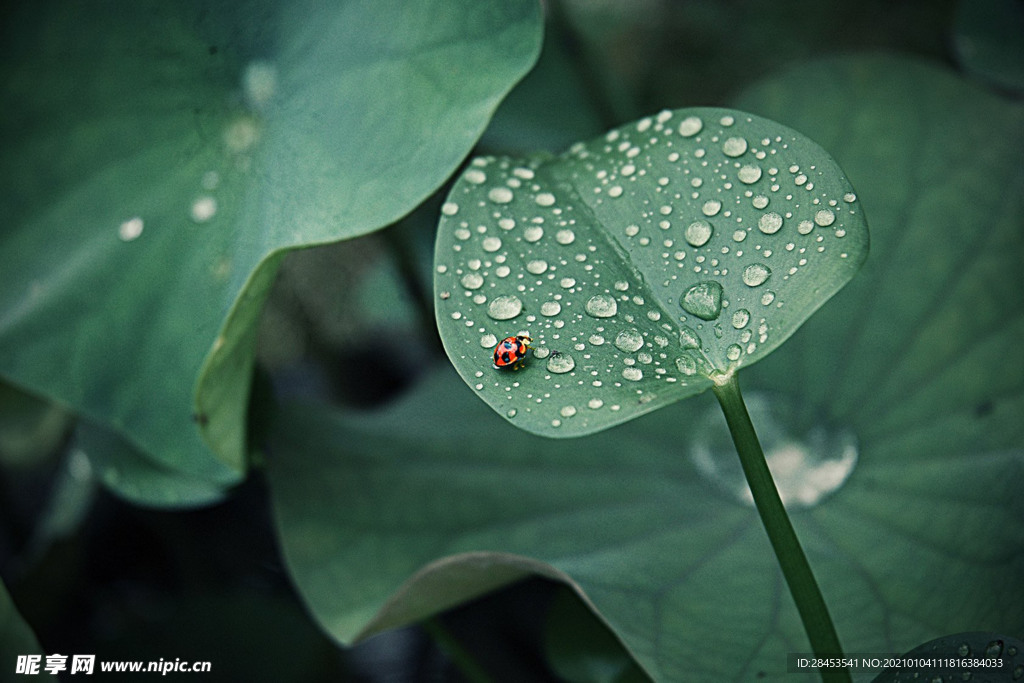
[0,1,541,485]
[435,107,867,438]
[271,54,1023,682]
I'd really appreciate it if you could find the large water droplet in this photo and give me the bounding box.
[614,328,644,353]
[546,352,575,374]
[685,220,714,247]
[461,272,484,290]
[540,301,561,317]
[526,259,548,275]
[585,294,618,318]
[487,295,522,320]
[742,263,771,287]
[488,187,513,204]
[118,216,144,242]
[722,136,748,157]
[678,116,702,137]
[758,211,783,234]
[691,392,858,509]
[681,281,723,321]
[737,164,762,184]
[679,326,702,349]
[814,208,836,226]
[622,367,643,381]
[675,354,697,376]
[731,309,750,329]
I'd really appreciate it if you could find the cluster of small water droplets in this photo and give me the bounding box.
[435,108,863,431]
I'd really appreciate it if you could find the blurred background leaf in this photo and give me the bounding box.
[0,0,542,494]
[952,0,1024,94]
[1,579,56,680]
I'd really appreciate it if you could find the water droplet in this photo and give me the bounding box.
[556,229,575,245]
[678,116,703,136]
[588,398,604,409]
[589,334,605,345]
[760,290,776,305]
[487,295,522,320]
[758,211,783,234]
[731,309,750,329]
[691,392,858,509]
[742,263,771,287]
[675,355,697,375]
[614,328,644,353]
[526,259,548,275]
[622,367,643,381]
[685,220,714,247]
[488,187,513,204]
[547,352,575,374]
[797,219,814,235]
[702,200,722,217]
[985,641,1004,658]
[118,216,144,242]
[585,294,618,318]
[679,326,702,349]
[726,344,742,361]
[524,226,544,242]
[541,301,561,316]
[722,136,748,157]
[482,236,502,252]
[441,201,459,216]
[814,209,836,226]
[560,405,577,418]
[464,169,487,184]
[752,194,769,210]
[958,643,970,657]
[191,196,217,223]
[843,192,856,203]
[480,333,497,348]
[681,281,723,321]
[738,164,762,184]
[535,192,556,206]
[461,272,484,290]
[560,277,576,289]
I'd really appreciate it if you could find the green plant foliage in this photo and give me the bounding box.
[435,107,868,438]
[267,54,1023,681]
[872,632,1024,682]
[953,0,1024,92]
[1,580,56,680]
[0,0,542,494]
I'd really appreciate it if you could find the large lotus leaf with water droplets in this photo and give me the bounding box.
[0,0,542,490]
[435,108,868,437]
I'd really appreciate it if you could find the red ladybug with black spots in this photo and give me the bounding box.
[492,335,532,370]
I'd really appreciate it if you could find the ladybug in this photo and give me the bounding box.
[492,335,532,370]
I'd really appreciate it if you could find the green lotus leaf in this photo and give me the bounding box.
[435,107,868,438]
[0,0,542,493]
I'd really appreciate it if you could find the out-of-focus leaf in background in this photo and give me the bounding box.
[0,0,542,500]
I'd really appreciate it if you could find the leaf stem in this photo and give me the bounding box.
[711,372,850,683]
